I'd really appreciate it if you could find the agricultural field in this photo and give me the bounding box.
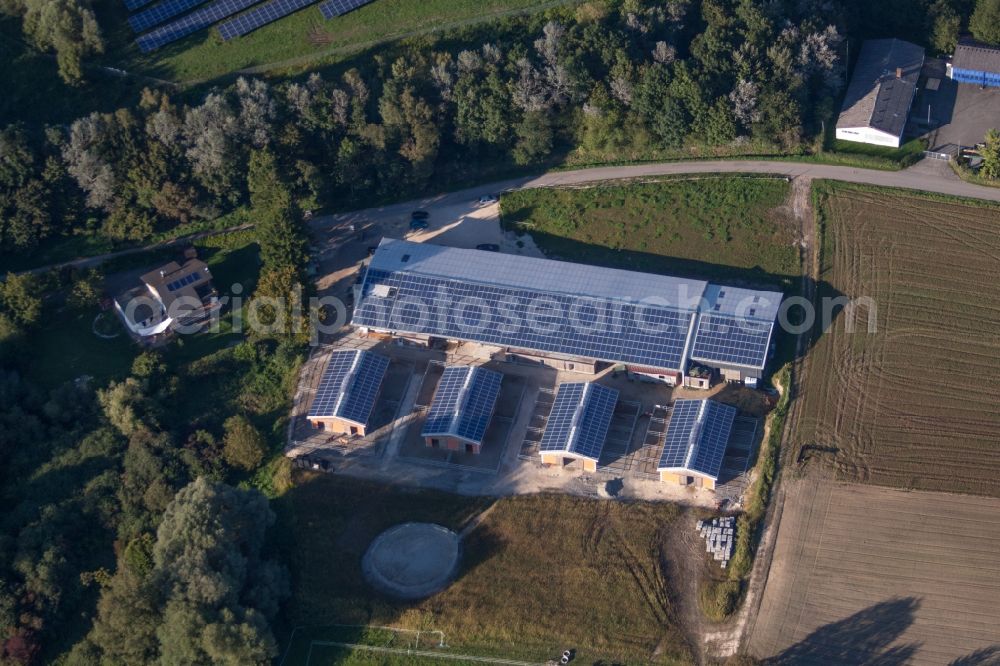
[275,473,692,665]
[749,479,1000,664]
[103,0,573,84]
[795,182,1000,496]
[501,176,801,289]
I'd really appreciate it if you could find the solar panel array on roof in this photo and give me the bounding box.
[128,0,206,32]
[318,0,371,20]
[689,314,772,368]
[539,382,619,461]
[166,272,202,292]
[355,239,784,374]
[354,269,695,371]
[421,366,502,445]
[136,0,261,51]
[125,0,157,12]
[217,0,315,39]
[308,349,389,427]
[657,399,736,480]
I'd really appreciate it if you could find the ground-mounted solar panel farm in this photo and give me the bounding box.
[795,182,1000,497]
[100,0,562,85]
[125,0,372,52]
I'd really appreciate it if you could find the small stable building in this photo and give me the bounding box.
[657,399,737,490]
[948,39,1000,88]
[307,349,390,436]
[539,382,619,473]
[836,39,924,148]
[421,365,502,454]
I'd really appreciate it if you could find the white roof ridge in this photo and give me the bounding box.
[332,349,363,417]
[565,382,594,453]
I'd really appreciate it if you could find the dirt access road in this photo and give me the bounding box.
[748,479,1000,665]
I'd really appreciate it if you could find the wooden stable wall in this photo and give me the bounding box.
[425,435,481,455]
[659,470,716,490]
[541,453,597,473]
[309,417,367,437]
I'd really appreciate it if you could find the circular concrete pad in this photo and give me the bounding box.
[362,523,460,599]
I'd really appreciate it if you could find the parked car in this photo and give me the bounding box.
[409,218,429,231]
[476,243,500,252]
[478,194,498,205]
[410,210,429,219]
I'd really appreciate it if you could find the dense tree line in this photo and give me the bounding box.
[2,0,853,259]
[0,270,295,662]
[1,0,990,261]
[0,0,104,84]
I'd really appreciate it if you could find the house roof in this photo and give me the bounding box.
[354,239,782,373]
[421,365,503,445]
[539,382,619,462]
[657,399,737,480]
[837,39,924,138]
[308,349,390,427]
[140,259,213,310]
[953,38,1000,74]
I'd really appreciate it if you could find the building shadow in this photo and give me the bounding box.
[766,597,921,665]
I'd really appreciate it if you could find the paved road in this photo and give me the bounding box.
[322,158,1000,241]
[18,158,1000,276]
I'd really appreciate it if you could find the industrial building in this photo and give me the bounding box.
[836,39,925,147]
[538,382,619,473]
[421,365,503,454]
[657,399,737,490]
[948,38,1000,88]
[307,349,389,436]
[353,239,782,388]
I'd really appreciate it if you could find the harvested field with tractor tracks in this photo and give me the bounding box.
[795,183,1000,496]
[748,480,1000,665]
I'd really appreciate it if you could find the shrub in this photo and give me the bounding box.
[699,579,741,622]
[222,415,267,471]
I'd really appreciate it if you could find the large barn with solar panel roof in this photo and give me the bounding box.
[353,239,783,388]
[421,365,502,454]
[307,349,389,436]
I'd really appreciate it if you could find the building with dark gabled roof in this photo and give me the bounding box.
[421,365,502,454]
[657,399,737,490]
[836,38,925,148]
[539,382,619,473]
[307,349,390,436]
[948,38,1000,87]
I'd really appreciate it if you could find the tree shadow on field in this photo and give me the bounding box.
[951,646,1000,666]
[766,597,921,666]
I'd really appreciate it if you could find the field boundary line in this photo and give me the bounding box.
[306,640,542,665]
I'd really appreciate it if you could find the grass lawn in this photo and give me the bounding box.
[275,473,692,665]
[502,176,800,289]
[99,0,575,85]
[27,308,138,389]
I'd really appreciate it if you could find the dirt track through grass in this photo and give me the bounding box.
[749,480,1000,665]
[796,183,1000,496]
